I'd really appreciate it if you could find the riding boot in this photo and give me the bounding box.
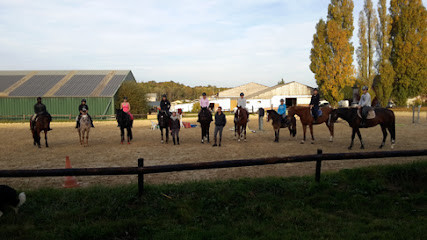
[48,123,52,131]
[360,118,366,127]
[177,137,180,145]
[75,121,79,129]
[90,119,95,128]
[173,137,176,145]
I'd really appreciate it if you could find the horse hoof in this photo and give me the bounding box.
[311,141,314,144]
[238,139,240,142]
[391,144,395,149]
[360,146,365,149]
[348,146,352,150]
[244,139,247,142]
[300,140,304,144]
[329,137,333,142]
[379,145,384,149]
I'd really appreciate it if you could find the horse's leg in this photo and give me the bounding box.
[127,127,131,144]
[389,119,396,149]
[309,124,314,144]
[237,125,241,142]
[36,129,41,148]
[277,128,280,142]
[129,127,133,141]
[356,129,364,149]
[348,128,356,150]
[379,124,387,149]
[207,126,210,143]
[300,124,306,144]
[160,127,164,143]
[86,130,89,146]
[121,127,125,144]
[244,124,247,141]
[327,122,334,142]
[274,128,278,142]
[44,130,48,148]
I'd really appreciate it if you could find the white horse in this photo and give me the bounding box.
[78,112,91,146]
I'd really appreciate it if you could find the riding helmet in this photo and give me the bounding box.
[202,92,206,96]
[81,99,86,102]
[240,92,244,96]
[280,99,284,102]
[362,86,369,91]
[123,96,128,100]
[37,97,42,101]
[162,94,167,98]
[313,88,318,91]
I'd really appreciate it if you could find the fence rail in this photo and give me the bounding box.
[0,149,426,195]
[0,114,147,121]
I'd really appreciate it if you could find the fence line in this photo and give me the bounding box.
[0,149,426,195]
[0,114,147,120]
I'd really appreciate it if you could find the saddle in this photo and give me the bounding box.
[357,107,376,119]
[311,109,323,118]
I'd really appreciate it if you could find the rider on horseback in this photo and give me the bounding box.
[236,92,249,121]
[76,99,94,128]
[119,96,134,127]
[310,88,320,123]
[197,92,212,122]
[358,86,371,127]
[278,99,287,124]
[158,94,171,121]
[31,97,52,131]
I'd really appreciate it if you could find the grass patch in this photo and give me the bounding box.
[1,161,426,240]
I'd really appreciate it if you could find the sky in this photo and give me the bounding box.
[0,0,424,88]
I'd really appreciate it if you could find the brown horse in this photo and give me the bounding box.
[30,114,51,148]
[330,107,395,149]
[266,110,296,142]
[287,106,334,144]
[234,106,248,142]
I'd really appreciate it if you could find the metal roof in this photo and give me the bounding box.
[0,70,135,97]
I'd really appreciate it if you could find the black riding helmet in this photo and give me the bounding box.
[202,92,206,96]
[81,99,86,103]
[162,94,167,98]
[123,96,128,100]
[37,97,42,101]
[240,92,244,96]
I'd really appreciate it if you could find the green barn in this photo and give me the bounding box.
[0,70,135,118]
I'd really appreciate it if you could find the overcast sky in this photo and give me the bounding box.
[0,1,425,88]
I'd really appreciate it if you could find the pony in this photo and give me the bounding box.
[287,106,334,144]
[158,110,169,143]
[77,110,91,146]
[234,106,248,142]
[330,107,395,149]
[199,108,212,143]
[116,109,133,144]
[266,110,297,142]
[30,114,51,148]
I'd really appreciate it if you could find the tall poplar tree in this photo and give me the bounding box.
[390,0,427,105]
[373,0,395,106]
[357,0,378,91]
[310,0,355,105]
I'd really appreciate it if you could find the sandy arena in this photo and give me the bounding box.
[0,111,426,189]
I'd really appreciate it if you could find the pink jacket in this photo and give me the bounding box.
[200,97,210,108]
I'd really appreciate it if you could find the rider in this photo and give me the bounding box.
[76,99,94,128]
[31,97,52,131]
[236,92,249,121]
[119,96,134,127]
[310,88,320,123]
[198,92,212,122]
[277,99,287,123]
[358,85,371,126]
[158,94,171,121]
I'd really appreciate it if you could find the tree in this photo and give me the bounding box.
[278,78,285,85]
[373,0,395,107]
[357,0,378,92]
[310,0,355,105]
[115,81,149,115]
[390,0,427,105]
[191,102,201,113]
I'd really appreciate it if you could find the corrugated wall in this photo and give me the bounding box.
[0,97,114,116]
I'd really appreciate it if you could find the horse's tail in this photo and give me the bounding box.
[290,116,297,137]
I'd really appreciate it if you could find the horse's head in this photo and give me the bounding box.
[266,110,275,122]
[330,109,339,123]
[287,106,295,117]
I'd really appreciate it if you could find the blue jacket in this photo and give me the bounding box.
[278,104,286,115]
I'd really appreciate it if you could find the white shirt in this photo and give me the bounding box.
[358,92,371,107]
[237,98,246,108]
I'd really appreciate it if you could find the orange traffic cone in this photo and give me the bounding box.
[63,156,79,188]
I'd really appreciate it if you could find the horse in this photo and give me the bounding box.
[199,108,212,143]
[158,110,169,143]
[266,110,297,142]
[287,106,334,144]
[330,107,395,150]
[30,114,51,148]
[234,106,248,142]
[77,111,91,146]
[116,109,133,144]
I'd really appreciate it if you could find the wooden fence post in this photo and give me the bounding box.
[138,158,144,196]
[315,149,323,182]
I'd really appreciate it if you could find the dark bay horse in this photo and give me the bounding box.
[199,108,212,143]
[234,106,248,142]
[116,109,133,144]
[30,114,51,148]
[331,107,395,149]
[266,110,296,142]
[287,106,334,144]
[158,110,169,143]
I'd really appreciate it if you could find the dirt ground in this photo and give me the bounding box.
[0,111,426,189]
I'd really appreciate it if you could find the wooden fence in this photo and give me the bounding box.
[0,149,426,196]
